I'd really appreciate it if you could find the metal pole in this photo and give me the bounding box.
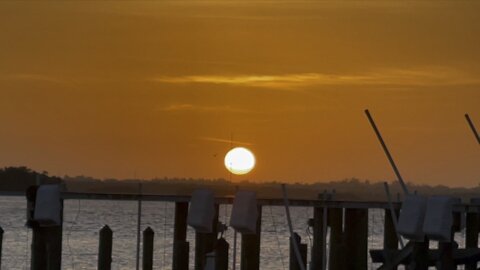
[136,182,142,270]
[322,197,328,270]
[383,182,404,248]
[281,184,306,270]
[465,114,480,145]
[365,109,409,195]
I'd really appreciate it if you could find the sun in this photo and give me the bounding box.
[224,147,256,175]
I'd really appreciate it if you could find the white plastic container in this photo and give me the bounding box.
[230,191,258,234]
[34,184,62,226]
[397,194,427,241]
[423,196,458,242]
[187,189,215,233]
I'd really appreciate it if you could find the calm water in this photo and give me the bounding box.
[0,196,467,269]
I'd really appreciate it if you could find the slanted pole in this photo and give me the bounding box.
[465,114,480,145]
[173,202,189,270]
[142,227,154,270]
[240,205,262,270]
[289,233,307,270]
[365,109,409,195]
[281,184,306,270]
[98,225,113,270]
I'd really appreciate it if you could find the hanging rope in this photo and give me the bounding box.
[269,205,286,270]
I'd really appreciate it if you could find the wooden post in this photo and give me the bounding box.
[0,226,3,270]
[311,208,325,270]
[344,209,368,270]
[173,241,189,270]
[31,199,63,270]
[384,209,399,250]
[466,211,479,270]
[173,202,189,270]
[289,233,307,270]
[410,239,429,270]
[215,238,229,270]
[328,208,345,270]
[98,225,113,270]
[241,205,262,270]
[143,227,154,270]
[195,204,219,270]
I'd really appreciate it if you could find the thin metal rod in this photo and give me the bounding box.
[136,182,142,270]
[365,109,409,195]
[281,184,306,270]
[465,114,480,145]
[321,193,328,270]
[383,182,405,248]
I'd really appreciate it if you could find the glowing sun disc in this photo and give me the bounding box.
[224,147,256,175]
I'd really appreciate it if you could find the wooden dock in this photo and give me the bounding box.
[2,191,480,270]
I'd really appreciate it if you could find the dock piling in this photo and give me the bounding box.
[344,209,368,270]
[98,225,113,270]
[142,227,154,270]
[173,202,189,270]
[215,237,229,270]
[311,207,325,270]
[195,204,219,270]
[240,205,262,270]
[0,226,3,270]
[328,208,345,270]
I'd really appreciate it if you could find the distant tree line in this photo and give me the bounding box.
[1,166,480,201]
[0,166,62,192]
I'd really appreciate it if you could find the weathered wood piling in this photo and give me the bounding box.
[11,191,480,270]
[241,205,262,270]
[142,227,154,270]
[98,225,113,270]
[195,204,219,270]
[173,202,189,270]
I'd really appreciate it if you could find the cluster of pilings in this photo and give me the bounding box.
[3,192,480,269]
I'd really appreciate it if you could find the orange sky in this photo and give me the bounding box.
[0,1,479,186]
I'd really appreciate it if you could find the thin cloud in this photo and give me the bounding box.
[157,103,255,114]
[199,137,253,146]
[150,67,480,89]
[0,73,67,84]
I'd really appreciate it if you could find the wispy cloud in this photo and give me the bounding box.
[199,137,253,146]
[157,103,255,113]
[0,73,67,84]
[150,67,480,89]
